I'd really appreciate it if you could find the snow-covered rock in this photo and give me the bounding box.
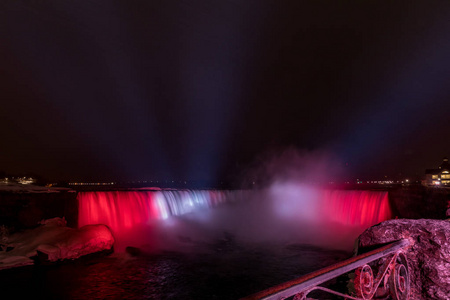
[0,217,114,270]
[357,219,450,300]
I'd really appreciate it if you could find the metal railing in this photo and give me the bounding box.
[242,239,411,300]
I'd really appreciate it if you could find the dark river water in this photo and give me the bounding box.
[0,241,351,299]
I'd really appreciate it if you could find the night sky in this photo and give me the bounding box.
[1,1,450,183]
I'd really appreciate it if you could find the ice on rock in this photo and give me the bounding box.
[0,217,114,270]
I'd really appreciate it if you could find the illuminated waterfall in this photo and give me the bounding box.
[78,190,232,230]
[322,190,391,228]
[78,189,392,251]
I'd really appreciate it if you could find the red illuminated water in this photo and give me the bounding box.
[322,190,391,228]
[78,190,236,251]
[78,189,392,251]
[78,190,232,227]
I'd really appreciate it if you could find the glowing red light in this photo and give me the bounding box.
[322,190,391,228]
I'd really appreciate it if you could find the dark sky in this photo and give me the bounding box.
[1,1,450,183]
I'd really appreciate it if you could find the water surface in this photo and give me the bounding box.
[0,241,350,299]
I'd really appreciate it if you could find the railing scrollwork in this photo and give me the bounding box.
[352,251,410,300]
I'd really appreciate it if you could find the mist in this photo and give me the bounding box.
[117,149,387,253]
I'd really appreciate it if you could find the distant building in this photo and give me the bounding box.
[425,157,450,186]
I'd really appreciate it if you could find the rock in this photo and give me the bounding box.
[39,217,67,227]
[357,219,450,300]
[37,224,115,261]
[0,218,115,270]
[125,246,142,257]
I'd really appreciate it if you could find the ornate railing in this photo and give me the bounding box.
[242,239,410,300]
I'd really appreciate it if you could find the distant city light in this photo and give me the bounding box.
[69,182,115,186]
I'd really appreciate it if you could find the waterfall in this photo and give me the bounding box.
[322,190,392,228]
[78,189,392,251]
[78,190,233,229]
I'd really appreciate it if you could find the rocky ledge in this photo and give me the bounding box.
[0,217,114,270]
[357,219,450,299]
